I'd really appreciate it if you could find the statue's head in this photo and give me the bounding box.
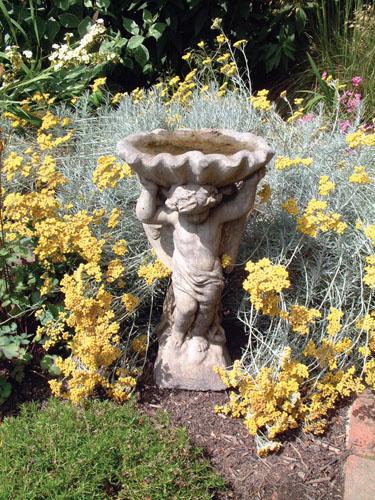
[165,184,222,216]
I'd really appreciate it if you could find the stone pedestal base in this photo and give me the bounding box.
[154,330,231,391]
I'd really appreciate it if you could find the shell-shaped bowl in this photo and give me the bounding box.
[117,128,274,188]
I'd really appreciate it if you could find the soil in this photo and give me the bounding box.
[0,345,51,420]
[139,381,348,500]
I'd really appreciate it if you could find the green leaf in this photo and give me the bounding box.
[133,43,149,67]
[78,16,92,37]
[40,355,61,376]
[0,377,12,403]
[1,343,20,360]
[53,0,71,10]
[96,0,110,9]
[127,34,145,50]
[59,13,80,28]
[143,9,153,23]
[295,7,307,34]
[123,17,139,35]
[149,22,166,41]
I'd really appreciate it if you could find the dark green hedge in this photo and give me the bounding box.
[0,0,316,89]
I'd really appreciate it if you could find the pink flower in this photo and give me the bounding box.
[339,120,351,133]
[339,90,362,113]
[352,76,362,87]
[297,113,314,124]
[322,71,327,80]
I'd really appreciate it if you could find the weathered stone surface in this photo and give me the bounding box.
[347,389,375,456]
[118,128,274,390]
[117,128,273,188]
[344,455,375,500]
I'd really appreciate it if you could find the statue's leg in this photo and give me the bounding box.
[171,285,198,348]
[189,283,222,352]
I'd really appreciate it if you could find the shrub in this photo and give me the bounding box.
[0,398,225,499]
[0,0,314,89]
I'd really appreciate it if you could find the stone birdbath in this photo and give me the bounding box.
[118,128,274,390]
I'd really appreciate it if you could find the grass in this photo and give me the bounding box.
[0,398,225,499]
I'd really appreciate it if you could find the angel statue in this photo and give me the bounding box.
[136,169,265,359]
[118,127,273,389]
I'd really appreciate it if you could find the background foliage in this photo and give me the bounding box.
[0,0,318,88]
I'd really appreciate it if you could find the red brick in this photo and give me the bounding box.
[347,390,375,456]
[344,454,375,500]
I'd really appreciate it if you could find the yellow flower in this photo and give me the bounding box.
[131,87,145,103]
[93,155,132,190]
[221,254,232,268]
[107,259,124,282]
[249,89,272,111]
[243,258,290,317]
[275,156,313,170]
[318,176,335,196]
[91,77,107,93]
[3,152,24,181]
[138,258,171,285]
[296,198,347,237]
[216,34,226,44]
[364,255,375,288]
[112,239,128,256]
[282,198,299,215]
[217,53,230,63]
[111,92,123,105]
[131,334,148,354]
[40,111,60,131]
[258,183,272,203]
[364,225,375,245]
[197,41,205,48]
[107,208,121,228]
[289,305,321,335]
[346,130,375,148]
[349,166,372,184]
[182,52,191,61]
[280,90,287,98]
[122,293,140,313]
[326,307,343,336]
[233,39,247,48]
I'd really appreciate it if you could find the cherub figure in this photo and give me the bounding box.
[136,169,265,352]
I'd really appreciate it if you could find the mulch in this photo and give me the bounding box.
[138,382,348,500]
[137,317,348,500]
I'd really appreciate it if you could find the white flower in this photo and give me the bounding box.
[23,50,33,59]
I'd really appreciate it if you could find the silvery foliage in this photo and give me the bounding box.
[4,87,375,376]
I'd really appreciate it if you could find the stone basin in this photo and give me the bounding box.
[117,128,274,188]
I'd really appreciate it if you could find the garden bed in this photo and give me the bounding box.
[140,385,348,500]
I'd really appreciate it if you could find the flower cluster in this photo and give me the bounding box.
[243,258,290,316]
[275,156,313,170]
[318,176,335,196]
[288,305,321,335]
[348,166,372,184]
[48,21,119,70]
[249,90,272,111]
[296,199,347,237]
[138,258,171,286]
[346,129,375,148]
[92,155,132,190]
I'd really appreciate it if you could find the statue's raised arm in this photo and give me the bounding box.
[213,168,266,224]
[136,177,176,225]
